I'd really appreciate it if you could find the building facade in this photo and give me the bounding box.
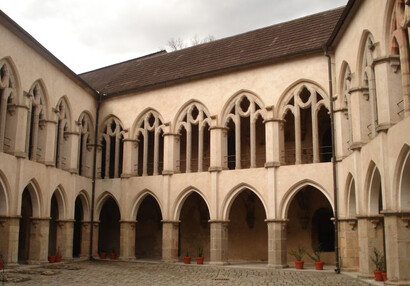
[0,0,409,284]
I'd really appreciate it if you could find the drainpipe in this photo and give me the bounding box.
[89,91,102,260]
[324,46,341,274]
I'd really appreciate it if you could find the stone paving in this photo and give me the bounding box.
[1,260,375,286]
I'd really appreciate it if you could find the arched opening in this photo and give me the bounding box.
[100,117,124,179]
[400,151,410,210]
[18,188,33,262]
[55,98,71,170]
[178,192,210,259]
[286,185,334,264]
[318,106,332,162]
[348,178,357,217]
[72,196,84,257]
[227,119,236,170]
[98,197,120,255]
[228,189,267,262]
[78,113,93,177]
[48,193,59,256]
[135,195,162,259]
[283,109,295,165]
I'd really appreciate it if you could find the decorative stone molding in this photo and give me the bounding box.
[357,215,383,229]
[208,166,223,172]
[350,141,364,151]
[264,161,280,168]
[265,219,289,231]
[380,211,410,228]
[339,218,358,230]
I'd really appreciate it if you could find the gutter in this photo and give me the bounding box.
[323,45,341,274]
[89,91,102,260]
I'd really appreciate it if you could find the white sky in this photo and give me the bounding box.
[1,0,348,74]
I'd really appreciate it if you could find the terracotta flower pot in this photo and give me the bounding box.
[382,271,387,281]
[196,257,204,265]
[294,260,304,269]
[0,260,3,270]
[183,256,191,264]
[48,255,56,263]
[110,253,116,259]
[55,254,62,263]
[100,252,107,259]
[314,261,324,270]
[374,270,383,281]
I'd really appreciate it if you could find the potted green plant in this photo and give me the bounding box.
[306,244,324,270]
[99,250,107,259]
[370,247,384,281]
[110,249,116,259]
[55,247,62,263]
[196,245,204,265]
[183,251,191,264]
[289,245,306,269]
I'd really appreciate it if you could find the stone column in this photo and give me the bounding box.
[80,221,91,258]
[338,218,359,271]
[122,139,138,178]
[7,104,29,158]
[56,219,75,261]
[119,220,136,261]
[383,212,410,285]
[348,88,368,148]
[162,220,179,262]
[29,217,50,263]
[209,126,228,171]
[209,220,229,265]
[0,216,20,264]
[65,132,80,174]
[42,120,57,167]
[162,133,179,174]
[91,222,99,258]
[264,117,282,168]
[266,219,288,268]
[357,216,384,278]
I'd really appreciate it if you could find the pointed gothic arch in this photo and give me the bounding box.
[0,170,9,215]
[55,96,72,169]
[77,111,94,177]
[338,62,354,157]
[345,173,357,217]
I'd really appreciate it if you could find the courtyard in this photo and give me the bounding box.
[0,260,377,286]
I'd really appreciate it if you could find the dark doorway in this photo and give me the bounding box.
[48,193,59,255]
[98,197,120,255]
[18,188,33,262]
[73,196,84,257]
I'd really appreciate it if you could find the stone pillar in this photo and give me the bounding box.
[162,133,179,174]
[56,219,75,261]
[65,132,80,174]
[338,218,359,271]
[119,220,136,260]
[357,216,384,278]
[349,88,368,148]
[91,222,99,258]
[209,220,229,265]
[209,126,228,171]
[80,221,91,258]
[383,212,410,285]
[162,220,179,262]
[0,216,20,264]
[7,104,29,158]
[29,217,50,263]
[264,112,282,167]
[266,219,288,268]
[42,120,57,166]
[122,139,138,178]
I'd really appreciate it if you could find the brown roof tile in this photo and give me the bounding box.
[80,7,344,96]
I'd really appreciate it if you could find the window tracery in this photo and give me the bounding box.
[27,82,46,162]
[100,117,124,178]
[78,112,93,177]
[55,98,71,169]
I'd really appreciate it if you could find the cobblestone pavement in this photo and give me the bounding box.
[1,260,374,286]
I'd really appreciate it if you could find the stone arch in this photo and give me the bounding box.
[55,96,72,169]
[0,57,21,153]
[131,109,165,176]
[50,185,67,219]
[345,173,357,217]
[338,62,353,156]
[0,170,10,215]
[394,144,410,211]
[0,56,21,101]
[222,183,268,221]
[22,179,42,217]
[276,80,331,165]
[95,191,121,219]
[173,187,211,221]
[130,190,163,220]
[174,100,211,173]
[220,90,266,170]
[280,179,333,219]
[99,115,125,179]
[27,80,49,162]
[78,111,95,177]
[364,161,384,215]
[97,192,121,255]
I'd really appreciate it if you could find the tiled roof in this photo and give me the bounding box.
[80,7,344,96]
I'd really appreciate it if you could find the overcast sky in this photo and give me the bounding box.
[1,0,348,74]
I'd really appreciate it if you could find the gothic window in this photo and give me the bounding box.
[55,98,71,169]
[0,59,17,153]
[223,93,265,170]
[135,111,164,176]
[78,112,93,177]
[362,35,378,138]
[100,117,124,179]
[176,103,211,173]
[26,82,47,162]
[341,65,353,156]
[390,0,410,118]
[280,84,332,165]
